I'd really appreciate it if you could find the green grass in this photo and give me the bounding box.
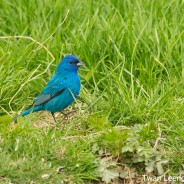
[0,0,184,183]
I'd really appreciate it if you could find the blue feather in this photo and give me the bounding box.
[14,54,84,123]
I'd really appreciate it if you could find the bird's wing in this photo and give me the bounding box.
[35,75,67,104]
[26,75,67,108]
[33,88,65,106]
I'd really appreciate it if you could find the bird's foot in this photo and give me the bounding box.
[60,110,76,120]
[13,116,18,123]
[51,112,57,123]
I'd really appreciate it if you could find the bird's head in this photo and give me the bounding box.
[57,54,84,73]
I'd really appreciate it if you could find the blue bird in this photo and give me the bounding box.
[14,54,84,123]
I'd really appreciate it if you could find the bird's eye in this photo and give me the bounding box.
[70,61,75,65]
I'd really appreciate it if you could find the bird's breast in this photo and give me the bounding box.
[66,74,81,96]
[44,73,81,113]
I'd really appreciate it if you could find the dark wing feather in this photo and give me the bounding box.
[24,89,65,110]
[25,74,67,109]
[34,88,65,106]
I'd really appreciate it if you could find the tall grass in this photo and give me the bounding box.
[0,0,183,183]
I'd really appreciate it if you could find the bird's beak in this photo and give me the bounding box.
[77,61,85,67]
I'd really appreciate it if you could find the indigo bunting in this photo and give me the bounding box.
[14,54,84,123]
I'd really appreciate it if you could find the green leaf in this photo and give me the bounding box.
[98,157,119,183]
[145,161,155,173]
[156,162,164,175]
[122,145,134,153]
[101,168,119,183]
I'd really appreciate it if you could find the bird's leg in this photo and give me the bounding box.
[13,116,18,123]
[51,112,57,123]
[60,110,76,119]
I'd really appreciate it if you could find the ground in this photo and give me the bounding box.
[0,0,183,183]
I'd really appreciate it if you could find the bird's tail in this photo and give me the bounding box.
[14,105,43,123]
